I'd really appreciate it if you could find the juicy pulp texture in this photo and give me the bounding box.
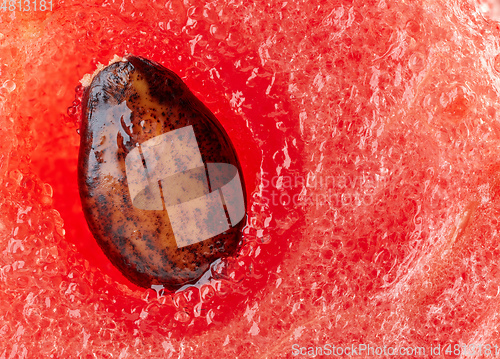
[2,0,500,358]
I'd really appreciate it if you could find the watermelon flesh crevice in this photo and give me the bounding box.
[2,0,500,357]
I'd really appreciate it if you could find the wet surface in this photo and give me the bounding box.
[2,0,500,357]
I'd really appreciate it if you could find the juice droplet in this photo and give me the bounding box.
[494,54,500,73]
[2,80,16,93]
[408,52,425,73]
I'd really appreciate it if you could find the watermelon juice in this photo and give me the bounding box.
[1,0,500,357]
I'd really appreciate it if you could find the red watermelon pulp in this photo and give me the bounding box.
[2,0,500,357]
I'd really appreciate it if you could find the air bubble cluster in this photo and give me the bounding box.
[65,84,84,128]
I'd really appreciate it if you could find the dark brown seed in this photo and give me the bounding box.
[78,55,246,290]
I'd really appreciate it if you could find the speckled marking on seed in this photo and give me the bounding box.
[78,55,246,289]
